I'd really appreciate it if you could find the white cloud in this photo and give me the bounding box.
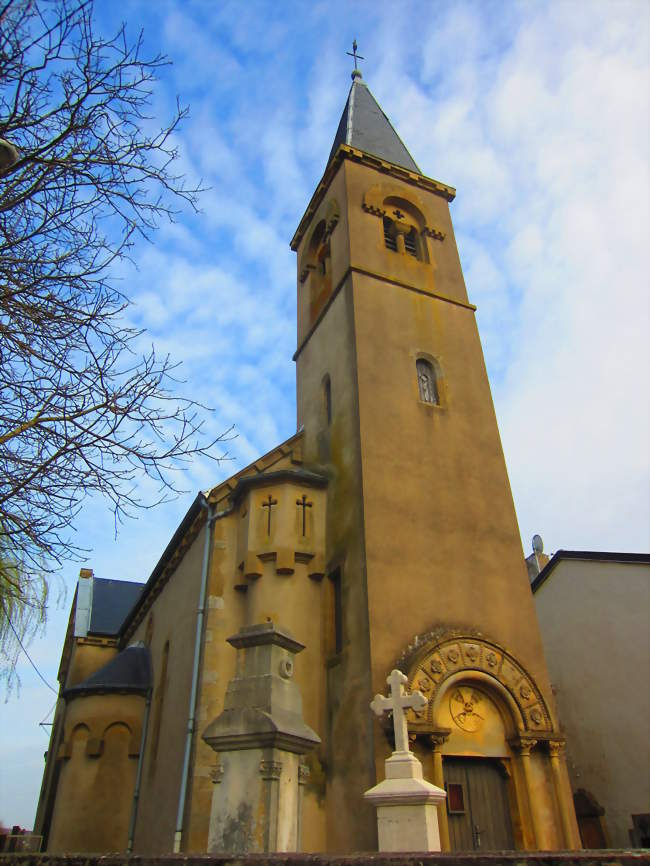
[4,0,648,830]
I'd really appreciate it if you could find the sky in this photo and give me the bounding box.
[2,0,649,831]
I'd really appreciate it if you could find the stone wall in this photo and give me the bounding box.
[0,850,647,866]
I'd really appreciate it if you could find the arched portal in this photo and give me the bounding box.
[394,632,579,852]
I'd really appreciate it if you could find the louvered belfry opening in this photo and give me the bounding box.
[383,216,397,251]
[404,227,418,258]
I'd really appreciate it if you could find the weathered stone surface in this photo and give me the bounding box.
[203,622,319,853]
[1,850,648,865]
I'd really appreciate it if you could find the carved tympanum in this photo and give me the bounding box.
[404,635,554,734]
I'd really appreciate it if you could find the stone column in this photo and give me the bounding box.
[296,762,310,850]
[513,737,543,849]
[549,740,580,849]
[430,732,450,852]
[202,622,320,853]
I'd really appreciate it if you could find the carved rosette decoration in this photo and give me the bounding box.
[405,635,553,733]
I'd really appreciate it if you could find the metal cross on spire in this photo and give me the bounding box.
[370,669,427,753]
[346,40,365,72]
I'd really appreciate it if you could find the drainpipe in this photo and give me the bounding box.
[173,494,216,853]
[127,685,152,853]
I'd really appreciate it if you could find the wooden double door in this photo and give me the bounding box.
[444,757,515,851]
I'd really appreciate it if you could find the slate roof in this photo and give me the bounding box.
[328,71,420,173]
[64,643,152,698]
[88,578,143,636]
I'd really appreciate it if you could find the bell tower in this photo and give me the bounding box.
[291,68,579,852]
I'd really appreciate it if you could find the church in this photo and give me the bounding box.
[34,65,581,855]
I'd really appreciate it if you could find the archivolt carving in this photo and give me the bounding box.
[405,634,554,734]
[363,183,445,241]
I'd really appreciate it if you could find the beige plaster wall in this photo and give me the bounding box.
[534,559,650,847]
[294,155,561,852]
[130,528,206,854]
[47,693,144,853]
[185,510,243,852]
[296,277,377,849]
[65,642,118,689]
[342,161,553,708]
[183,446,330,853]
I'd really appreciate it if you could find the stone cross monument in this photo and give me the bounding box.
[364,669,446,852]
[370,669,428,752]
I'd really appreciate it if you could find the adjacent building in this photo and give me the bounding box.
[531,549,650,849]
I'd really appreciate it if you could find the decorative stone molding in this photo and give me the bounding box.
[362,182,445,242]
[56,741,72,761]
[422,225,445,241]
[86,737,103,758]
[260,760,283,780]
[403,633,554,733]
[510,736,538,756]
[429,730,451,751]
[298,763,310,786]
[210,764,224,784]
[548,739,566,758]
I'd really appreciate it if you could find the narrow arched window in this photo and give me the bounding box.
[150,640,169,766]
[416,359,439,405]
[323,375,332,426]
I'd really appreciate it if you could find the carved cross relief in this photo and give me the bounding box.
[261,494,278,536]
[370,669,427,753]
[296,494,313,536]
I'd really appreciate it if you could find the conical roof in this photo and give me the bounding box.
[328,71,420,173]
[64,643,152,698]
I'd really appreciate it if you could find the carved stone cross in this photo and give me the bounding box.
[370,669,427,753]
[296,494,312,536]
[261,494,278,536]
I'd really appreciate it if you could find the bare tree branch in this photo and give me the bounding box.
[0,0,232,682]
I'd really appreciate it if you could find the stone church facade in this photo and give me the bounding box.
[34,70,581,854]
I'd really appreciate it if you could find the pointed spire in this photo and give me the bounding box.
[328,70,421,174]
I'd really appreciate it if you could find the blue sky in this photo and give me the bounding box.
[2,0,649,830]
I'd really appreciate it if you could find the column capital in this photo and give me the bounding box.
[548,739,566,758]
[510,736,538,756]
[429,729,451,750]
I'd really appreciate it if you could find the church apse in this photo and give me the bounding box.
[46,645,151,854]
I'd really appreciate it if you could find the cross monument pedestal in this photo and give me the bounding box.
[364,669,446,852]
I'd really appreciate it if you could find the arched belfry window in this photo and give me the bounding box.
[416,358,439,405]
[383,210,422,259]
[363,185,444,264]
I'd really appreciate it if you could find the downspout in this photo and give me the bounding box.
[173,494,216,853]
[126,683,152,853]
